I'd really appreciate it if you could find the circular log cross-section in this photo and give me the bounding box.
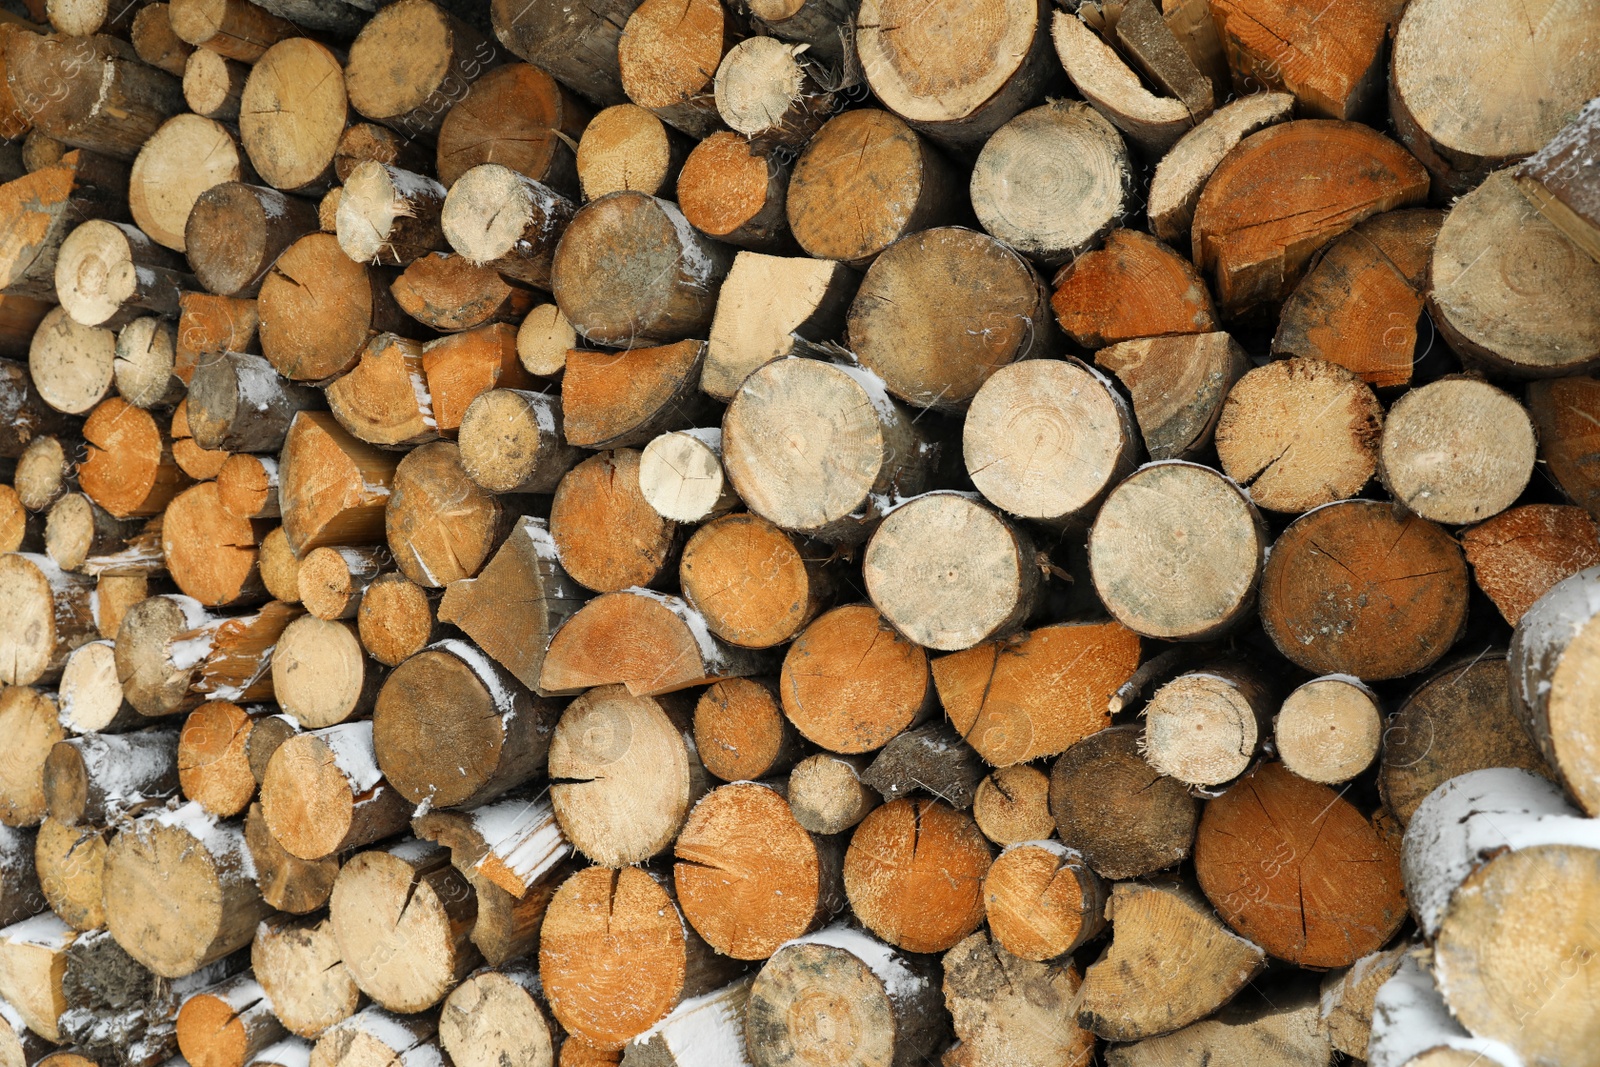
[844,798,992,954]
[0,554,95,688]
[0,685,66,824]
[549,448,676,593]
[359,573,438,668]
[576,104,686,201]
[693,678,800,782]
[1379,377,1537,525]
[972,764,1054,846]
[1274,675,1382,786]
[271,615,376,729]
[677,131,791,251]
[788,754,880,836]
[1260,499,1469,679]
[345,0,499,141]
[386,442,506,589]
[78,397,187,520]
[260,724,409,862]
[252,914,362,1039]
[714,37,836,150]
[56,219,188,330]
[680,512,828,649]
[617,0,741,139]
[245,800,339,915]
[29,308,117,416]
[441,164,575,289]
[862,492,1038,652]
[458,388,577,495]
[640,429,739,525]
[178,701,260,818]
[129,114,251,253]
[240,39,349,195]
[1087,461,1266,641]
[439,969,559,1067]
[436,61,587,190]
[259,233,403,382]
[1048,725,1198,881]
[1141,668,1273,788]
[781,603,931,754]
[336,162,448,268]
[162,482,264,607]
[983,840,1106,962]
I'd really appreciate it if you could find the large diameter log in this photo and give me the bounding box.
[436,61,588,190]
[943,930,1095,1067]
[36,817,105,932]
[260,719,409,863]
[547,449,674,593]
[186,183,320,299]
[1379,377,1535,523]
[127,114,250,254]
[1148,91,1294,246]
[6,34,184,159]
[259,233,412,382]
[42,729,181,827]
[0,149,129,303]
[439,967,560,1067]
[239,39,348,195]
[1051,229,1216,348]
[29,308,117,417]
[385,441,509,587]
[703,251,856,400]
[251,915,360,1040]
[489,0,639,106]
[0,553,95,687]
[161,482,269,608]
[78,398,190,519]
[843,798,992,954]
[780,603,932,754]
[1049,725,1198,880]
[1510,566,1600,817]
[345,0,503,142]
[278,412,400,554]
[103,803,272,978]
[1259,499,1469,679]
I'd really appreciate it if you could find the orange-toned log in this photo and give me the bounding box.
[179,701,267,818]
[77,398,190,519]
[843,798,992,954]
[297,546,387,622]
[259,722,412,862]
[357,576,439,667]
[548,449,677,593]
[173,973,287,1067]
[679,513,833,650]
[170,398,229,481]
[392,253,535,334]
[1462,504,1600,625]
[258,232,412,382]
[983,840,1106,962]
[561,340,710,449]
[385,441,511,588]
[435,61,589,191]
[324,334,441,450]
[677,131,791,251]
[216,455,279,521]
[278,412,401,554]
[421,323,529,433]
[1050,229,1217,346]
[1530,375,1600,521]
[779,603,933,753]
[693,678,806,782]
[161,481,270,607]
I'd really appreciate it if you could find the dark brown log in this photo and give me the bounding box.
[435,61,588,191]
[489,0,639,107]
[391,252,535,333]
[186,183,320,299]
[187,351,320,454]
[129,4,193,77]
[860,722,985,809]
[345,0,503,142]
[6,33,184,160]
[1049,725,1198,880]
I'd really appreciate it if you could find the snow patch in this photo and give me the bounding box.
[314,721,384,794]
[783,925,926,1002]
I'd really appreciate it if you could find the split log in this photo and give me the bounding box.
[385,440,510,587]
[55,220,190,329]
[713,38,835,151]
[182,49,246,121]
[185,183,320,299]
[963,357,1139,527]
[358,574,439,667]
[786,108,960,267]
[251,915,360,1039]
[323,334,440,449]
[1274,675,1382,786]
[6,33,184,159]
[1191,120,1428,316]
[842,798,992,953]
[639,429,739,525]
[1051,10,1194,156]
[260,722,410,861]
[113,318,182,409]
[1048,725,1198,879]
[178,702,265,818]
[278,412,400,553]
[216,456,278,522]
[0,554,96,686]
[692,678,803,782]
[1259,498,1470,679]
[28,308,116,416]
[35,817,107,931]
[130,5,193,76]
[616,0,743,138]
[0,149,130,302]
[676,132,790,251]
[970,100,1131,266]
[344,0,502,142]
[269,616,381,729]
[942,930,1095,1067]
[488,0,637,106]
[1051,229,1216,347]
[439,967,560,1067]
[75,399,185,521]
[1516,97,1600,265]
[1105,979,1333,1067]
[539,865,742,1052]
[168,0,296,61]
[0,912,75,1041]
[44,494,139,573]
[328,840,480,1013]
[335,163,447,268]
[702,251,855,399]
[238,39,348,194]
[58,640,140,733]
[971,765,1053,846]
[551,191,732,347]
[546,685,707,867]
[102,803,272,977]
[679,513,830,648]
[548,449,675,593]
[1379,377,1535,524]
[787,754,879,836]
[1207,0,1397,118]
[15,435,74,515]
[1147,91,1293,245]
[257,529,299,604]
[1366,953,1520,1067]
[334,124,433,185]
[308,1007,437,1067]
[42,729,181,827]
[982,840,1104,962]
[127,114,251,253]
[1510,567,1600,816]
[391,254,534,333]
[258,231,414,381]
[1319,941,1410,1062]
[575,104,690,201]
[169,399,228,481]
[562,346,708,452]
[1088,461,1265,640]
[243,802,337,915]
[1463,505,1600,625]
[295,547,384,622]
[435,61,587,191]
[780,603,932,753]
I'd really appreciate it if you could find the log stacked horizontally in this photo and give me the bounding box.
[0,0,1597,1066]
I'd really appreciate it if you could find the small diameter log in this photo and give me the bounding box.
[677,132,791,252]
[1196,762,1406,967]
[162,482,270,608]
[257,530,299,606]
[616,0,744,138]
[43,729,181,827]
[54,220,190,330]
[178,702,265,818]
[259,232,413,383]
[692,678,804,782]
[779,603,932,754]
[270,615,380,729]
[0,369,70,474]
[547,686,708,866]
[7,33,184,159]
[1192,120,1428,316]
[127,115,251,254]
[439,967,560,1067]
[552,192,732,348]
[131,4,195,77]
[971,765,1053,847]
[296,547,385,622]
[76,399,188,520]
[92,575,147,643]
[859,722,984,809]
[970,100,1131,267]
[392,253,534,333]
[324,334,440,450]
[1148,90,1294,246]
[29,308,117,417]
[1464,505,1600,625]
[714,37,836,150]
[0,149,130,304]
[216,456,278,522]
[103,802,272,978]
[843,798,992,953]
[575,104,690,201]
[336,163,448,268]
[679,513,830,649]
[278,412,400,554]
[260,722,410,862]
[1379,377,1535,524]
[0,554,96,687]
[548,448,675,593]
[188,352,320,455]
[0,911,75,1042]
[441,164,575,289]
[329,840,480,1013]
[182,49,247,122]
[0,487,42,555]
[1049,725,1197,880]
[344,0,503,142]
[436,61,588,191]
[168,0,295,61]
[943,930,1095,1067]
[36,817,108,931]
[385,440,510,587]
[308,1008,438,1067]
[334,124,433,186]
[186,183,320,299]
[59,640,140,733]
[1510,567,1600,816]
[564,341,710,449]
[1318,941,1411,1062]
[1260,499,1469,679]
[15,435,74,514]
[1050,229,1216,347]
[512,305,574,380]
[244,802,337,915]
[251,915,359,1039]
[675,781,841,959]
[169,402,229,485]
[114,318,183,410]
[640,429,739,525]
[174,974,286,1067]
[1106,979,1333,1067]
[44,494,140,573]
[317,190,340,233]
[1088,461,1265,641]
[1141,666,1275,787]
[1516,97,1600,264]
[239,39,348,194]
[438,516,582,691]
[0,827,43,929]
[1274,675,1382,786]
[703,251,856,400]
[982,840,1105,962]
[359,574,439,669]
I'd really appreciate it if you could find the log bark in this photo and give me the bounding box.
[779,603,932,754]
[436,60,588,191]
[563,341,709,450]
[439,967,560,1067]
[35,817,107,931]
[187,352,320,454]
[1258,498,1469,679]
[489,0,639,106]
[168,0,296,61]
[251,914,360,1039]
[971,764,1053,846]
[54,220,190,330]
[702,252,855,400]
[127,114,250,254]
[842,798,992,954]
[6,34,184,159]
[1147,90,1293,246]
[28,308,117,416]
[278,412,400,553]
[677,132,790,252]
[238,39,348,195]
[621,976,754,1067]
[1319,941,1409,1062]
[1051,229,1216,347]
[0,827,43,930]
[0,149,130,302]
[1378,377,1535,524]
[323,334,440,450]
[391,253,535,334]
[575,103,690,201]
[333,123,432,186]
[130,5,193,77]
[1515,98,1600,266]
[185,183,319,299]
[42,729,180,827]
[182,49,246,122]
[859,722,984,809]
[308,1008,439,1067]
[269,615,381,729]
[1048,725,1198,880]
[617,0,745,138]
[942,930,1095,1067]
[1463,504,1600,625]
[714,37,836,151]
[1509,567,1600,817]
[0,553,95,687]
[242,802,337,915]
[260,722,411,861]
[1273,675,1382,786]
[344,0,503,142]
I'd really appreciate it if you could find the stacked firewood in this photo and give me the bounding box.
[0,0,1594,1064]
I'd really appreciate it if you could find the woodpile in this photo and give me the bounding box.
[0,1,1594,1065]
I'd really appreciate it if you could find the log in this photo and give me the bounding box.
[1509,567,1600,816]
[28,308,116,416]
[575,104,690,201]
[0,150,130,302]
[185,183,320,299]
[243,802,337,915]
[216,455,278,521]
[6,34,184,159]
[439,967,560,1067]
[738,0,850,61]
[168,0,296,61]
[0,828,42,930]
[102,803,272,978]
[238,39,348,195]
[1463,505,1600,625]
[1051,229,1216,347]
[130,5,193,77]
[1191,120,1428,316]
[616,0,744,138]
[456,389,578,496]
[333,124,432,187]
[723,355,935,543]
[981,839,1104,963]
[127,114,250,254]
[295,546,384,621]
[639,429,740,525]
[91,575,147,642]
[550,191,732,348]
[1051,10,1194,157]
[1105,978,1333,1067]
[256,528,298,605]
[1048,725,1197,880]
[437,516,582,691]
[174,974,286,1067]
[438,167,575,294]
[842,798,992,954]
[713,38,835,151]
[0,912,75,1041]
[14,434,72,515]
[35,817,106,931]
[344,0,502,142]
[43,494,139,573]
[335,162,447,268]
[1088,0,1216,119]
[1274,675,1382,786]
[1515,97,1600,265]
[251,915,359,1039]
[510,304,573,380]
[182,49,247,121]
[278,412,399,553]
[323,334,440,450]
[1147,90,1293,246]
[187,352,320,455]
[0,554,95,687]
[488,0,638,106]
[0,486,42,555]
[391,253,534,333]
[547,685,707,867]
[963,357,1138,527]
[1137,665,1271,787]
[1530,374,1600,520]
[1366,953,1520,1067]
[54,219,189,330]
[1379,376,1535,524]
[620,976,754,1066]
[0,368,68,475]
[358,574,440,668]
[385,440,509,586]
[42,729,181,826]
[562,341,708,449]
[702,251,855,400]
[169,399,228,481]
[675,780,841,959]
[113,318,183,409]
[971,765,1053,847]
[269,616,380,729]
[1207,0,1398,118]
[970,100,1131,267]
[161,482,270,608]
[671,131,785,253]
[435,61,587,191]
[174,294,258,385]
[746,927,945,1067]
[58,640,140,733]
[1319,941,1409,1062]
[858,720,985,808]
[530,583,749,689]
[177,702,264,818]
[539,865,742,1052]
[75,399,186,520]
[0,295,49,361]
[786,108,960,266]
[679,512,830,649]
[691,678,803,782]
[549,449,675,593]
[1258,498,1470,679]
[308,1007,437,1067]
[786,754,878,836]
[942,930,1095,1067]
[780,603,932,753]
[111,594,208,719]
[260,722,410,861]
